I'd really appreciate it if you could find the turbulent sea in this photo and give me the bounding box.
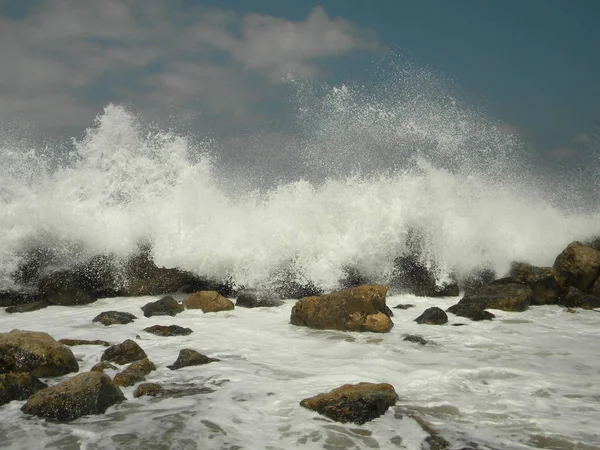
[1,71,599,449]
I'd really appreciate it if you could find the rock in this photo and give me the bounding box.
[59,339,109,347]
[11,245,56,286]
[410,414,451,450]
[290,285,393,333]
[0,373,48,406]
[403,335,430,345]
[133,382,163,398]
[70,254,121,298]
[415,307,448,325]
[113,358,156,387]
[143,325,193,337]
[6,300,50,313]
[459,267,497,296]
[167,349,219,370]
[90,361,118,372]
[0,290,41,308]
[93,311,137,326]
[392,254,459,297]
[508,262,566,305]
[38,271,98,306]
[553,241,600,291]
[559,287,600,309]
[338,266,374,289]
[300,382,398,425]
[235,292,283,308]
[48,289,97,306]
[21,371,125,422]
[446,305,496,321]
[447,283,531,314]
[269,261,324,299]
[590,276,600,297]
[393,304,415,310]
[141,296,184,317]
[183,291,234,313]
[101,339,147,365]
[133,382,214,399]
[0,330,79,377]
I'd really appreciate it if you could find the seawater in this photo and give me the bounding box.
[0,295,599,449]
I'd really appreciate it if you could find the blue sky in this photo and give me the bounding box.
[0,0,598,162]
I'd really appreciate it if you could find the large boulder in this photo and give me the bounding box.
[0,330,79,377]
[21,371,125,422]
[508,262,566,305]
[101,339,147,365]
[38,271,98,306]
[300,382,398,425]
[392,255,459,297]
[447,282,531,315]
[553,241,600,291]
[141,296,184,317]
[290,285,393,333]
[558,287,600,309]
[0,373,48,406]
[183,291,234,313]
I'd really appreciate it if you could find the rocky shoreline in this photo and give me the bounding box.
[1,240,600,448]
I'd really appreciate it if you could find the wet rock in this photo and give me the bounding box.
[38,271,98,306]
[553,241,600,291]
[270,261,324,299]
[0,330,79,377]
[415,307,448,325]
[92,311,137,326]
[446,304,496,321]
[235,292,283,308]
[133,382,163,398]
[338,266,374,289]
[558,287,600,309]
[183,291,234,313]
[590,276,600,298]
[6,300,49,314]
[447,282,531,314]
[70,254,122,298]
[508,262,566,305]
[59,338,110,347]
[167,349,219,370]
[460,267,497,296]
[393,304,415,310]
[300,382,398,425]
[290,284,393,333]
[90,361,118,372]
[133,382,215,399]
[141,296,184,318]
[0,373,48,406]
[113,358,156,387]
[143,325,193,337]
[11,245,56,286]
[21,371,125,422]
[0,290,41,308]
[101,339,147,365]
[403,335,431,346]
[392,254,459,297]
[410,414,451,450]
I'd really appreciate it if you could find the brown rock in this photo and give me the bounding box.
[509,262,566,305]
[300,382,398,425]
[59,339,110,347]
[92,311,137,326]
[133,382,163,398]
[0,373,48,406]
[448,283,531,314]
[90,361,118,372]
[0,330,79,377]
[101,339,147,365]
[113,358,156,387]
[143,325,193,337]
[559,287,600,309]
[141,296,184,318]
[183,291,234,313]
[290,285,393,333]
[553,241,600,291]
[21,371,125,422]
[167,349,219,370]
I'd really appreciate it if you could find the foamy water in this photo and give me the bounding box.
[0,295,599,449]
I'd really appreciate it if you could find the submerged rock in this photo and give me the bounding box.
[415,307,448,325]
[133,382,215,399]
[143,325,193,337]
[553,241,600,292]
[447,282,531,316]
[141,296,184,317]
[21,371,125,422]
[393,303,415,310]
[101,339,147,365]
[0,330,79,377]
[235,292,283,308]
[6,300,49,314]
[403,335,432,346]
[290,284,393,333]
[0,373,48,406]
[113,358,156,387]
[183,291,234,313]
[93,311,137,326]
[59,339,110,347]
[167,349,219,370]
[300,382,398,425]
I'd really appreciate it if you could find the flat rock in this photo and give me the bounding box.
[59,339,110,347]
[168,349,219,370]
[21,371,125,422]
[183,291,234,313]
[290,284,393,333]
[300,382,398,425]
[141,296,184,318]
[93,311,137,326]
[101,339,147,365]
[143,325,193,337]
[133,382,215,399]
[415,307,448,325]
[0,330,79,377]
[403,335,431,346]
[0,373,48,406]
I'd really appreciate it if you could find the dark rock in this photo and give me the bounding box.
[559,287,600,309]
[6,300,49,313]
[48,289,97,306]
[508,262,566,305]
[59,339,110,347]
[0,330,79,377]
[446,304,496,321]
[410,414,451,450]
[101,339,147,365]
[143,325,193,337]
[236,292,283,308]
[448,283,531,314]
[590,276,600,298]
[70,254,121,297]
[553,241,600,291]
[167,349,219,370]
[0,373,48,406]
[460,267,497,296]
[415,307,448,325]
[393,304,415,310]
[133,382,215,399]
[21,371,125,422]
[269,260,324,299]
[11,246,56,286]
[338,266,374,289]
[392,254,459,297]
[141,296,184,318]
[38,271,98,305]
[300,382,398,425]
[90,361,118,372]
[403,335,430,345]
[183,291,234,313]
[113,358,156,387]
[92,311,137,326]
[290,285,393,333]
[0,290,41,308]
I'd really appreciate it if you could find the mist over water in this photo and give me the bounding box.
[1,66,599,291]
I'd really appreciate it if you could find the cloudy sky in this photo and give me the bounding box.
[1,0,598,162]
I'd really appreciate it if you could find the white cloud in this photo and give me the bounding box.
[0,1,380,133]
